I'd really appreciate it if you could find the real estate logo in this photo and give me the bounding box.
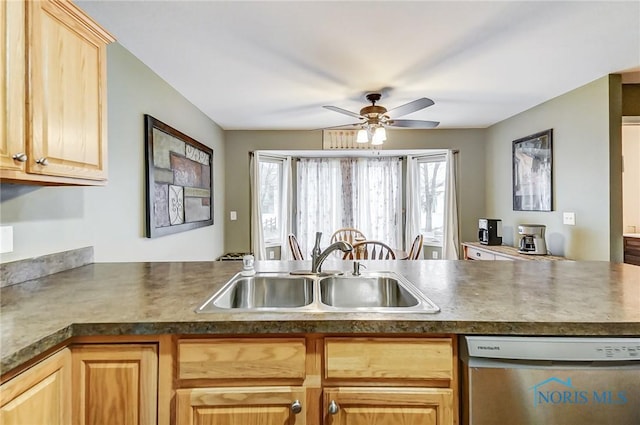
[529,377,628,407]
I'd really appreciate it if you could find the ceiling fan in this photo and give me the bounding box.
[323,92,439,145]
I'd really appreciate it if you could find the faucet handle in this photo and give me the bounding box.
[352,261,366,276]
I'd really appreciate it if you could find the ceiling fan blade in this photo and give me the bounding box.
[386,97,435,118]
[388,119,440,129]
[323,105,363,119]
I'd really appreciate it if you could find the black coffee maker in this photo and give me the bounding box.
[478,219,502,245]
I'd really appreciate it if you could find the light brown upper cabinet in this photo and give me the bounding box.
[1,0,114,185]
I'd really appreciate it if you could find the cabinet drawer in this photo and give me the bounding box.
[178,338,306,380]
[624,237,640,253]
[324,338,453,381]
[467,247,495,260]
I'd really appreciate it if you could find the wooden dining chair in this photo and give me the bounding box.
[330,227,366,245]
[404,234,424,260]
[288,234,304,260]
[343,241,396,260]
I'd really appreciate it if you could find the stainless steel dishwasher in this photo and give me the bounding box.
[461,336,640,425]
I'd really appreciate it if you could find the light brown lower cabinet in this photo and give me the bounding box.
[1,335,457,425]
[175,336,458,425]
[0,348,71,425]
[323,387,454,425]
[71,343,158,425]
[177,386,307,425]
[0,342,159,425]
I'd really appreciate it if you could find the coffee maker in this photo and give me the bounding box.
[478,219,502,245]
[517,224,547,255]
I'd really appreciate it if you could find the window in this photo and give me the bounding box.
[418,155,447,245]
[259,159,283,245]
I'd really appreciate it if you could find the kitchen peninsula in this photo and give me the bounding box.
[1,260,638,424]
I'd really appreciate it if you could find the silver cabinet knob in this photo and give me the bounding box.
[290,400,302,414]
[12,152,27,162]
[328,400,339,415]
[35,157,49,166]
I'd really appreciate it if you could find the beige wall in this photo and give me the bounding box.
[485,75,623,261]
[0,43,226,262]
[224,129,487,254]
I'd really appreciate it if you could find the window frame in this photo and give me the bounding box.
[417,154,448,247]
[258,157,284,246]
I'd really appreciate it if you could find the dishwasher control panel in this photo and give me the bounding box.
[464,336,640,361]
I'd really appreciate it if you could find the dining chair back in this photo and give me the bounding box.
[330,227,366,245]
[288,234,304,260]
[343,241,396,260]
[405,234,424,260]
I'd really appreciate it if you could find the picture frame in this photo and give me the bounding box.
[144,115,213,238]
[512,129,553,211]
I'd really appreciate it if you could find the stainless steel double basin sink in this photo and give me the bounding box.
[196,271,440,313]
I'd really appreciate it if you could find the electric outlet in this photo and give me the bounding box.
[269,250,275,259]
[563,212,576,226]
[432,251,438,259]
[0,226,14,254]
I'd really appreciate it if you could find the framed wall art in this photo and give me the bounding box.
[512,129,553,211]
[144,115,213,238]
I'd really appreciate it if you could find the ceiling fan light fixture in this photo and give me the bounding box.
[371,126,386,145]
[323,93,438,144]
[356,129,369,143]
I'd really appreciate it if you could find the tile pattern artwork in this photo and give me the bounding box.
[146,115,213,237]
[169,185,185,225]
[153,127,211,228]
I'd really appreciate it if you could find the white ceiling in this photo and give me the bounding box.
[77,1,640,131]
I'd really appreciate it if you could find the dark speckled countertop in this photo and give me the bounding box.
[1,260,639,374]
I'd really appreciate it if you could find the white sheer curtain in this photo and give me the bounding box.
[355,157,402,249]
[296,158,344,257]
[296,157,402,255]
[250,153,266,260]
[441,150,460,259]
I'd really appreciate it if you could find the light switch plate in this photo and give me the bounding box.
[0,226,14,253]
[230,211,237,221]
[563,212,576,226]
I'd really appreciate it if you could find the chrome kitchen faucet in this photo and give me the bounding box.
[310,232,352,273]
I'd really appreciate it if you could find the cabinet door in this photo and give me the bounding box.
[27,0,110,181]
[71,344,158,425]
[323,387,454,425]
[176,386,306,425]
[0,348,71,425]
[0,0,26,172]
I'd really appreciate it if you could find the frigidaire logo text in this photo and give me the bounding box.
[529,377,628,407]
[476,346,500,350]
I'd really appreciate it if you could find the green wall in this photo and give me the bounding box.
[485,75,623,261]
[1,41,625,264]
[223,129,487,255]
[0,43,225,262]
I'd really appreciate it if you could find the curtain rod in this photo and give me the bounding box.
[250,149,458,157]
